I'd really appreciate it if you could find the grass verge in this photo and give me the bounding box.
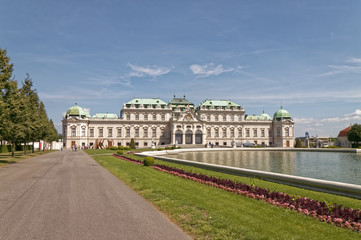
[0,150,54,167]
[86,150,361,239]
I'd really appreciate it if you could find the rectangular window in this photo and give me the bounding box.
[285,128,289,137]
[81,128,85,137]
[108,128,112,137]
[117,128,122,137]
[90,128,94,137]
[277,128,281,137]
[215,115,218,121]
[135,114,139,120]
[161,114,165,121]
[238,115,242,121]
[135,128,139,137]
[238,128,242,137]
[152,128,156,137]
[126,114,130,120]
[253,129,257,137]
[269,129,272,137]
[246,129,250,137]
[215,129,219,137]
[71,128,76,137]
[230,115,234,121]
[99,128,103,137]
[261,129,265,137]
[144,129,148,137]
[126,128,130,137]
[144,142,148,147]
[223,129,227,137]
[230,129,234,137]
[207,129,211,137]
[144,114,148,120]
[207,115,210,121]
[161,129,165,137]
[153,114,157,120]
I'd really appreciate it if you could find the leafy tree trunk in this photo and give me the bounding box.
[32,142,35,153]
[11,138,15,158]
[24,140,27,155]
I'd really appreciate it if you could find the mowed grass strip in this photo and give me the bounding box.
[0,150,54,167]
[91,153,361,240]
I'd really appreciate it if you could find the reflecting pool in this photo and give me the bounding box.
[165,151,361,185]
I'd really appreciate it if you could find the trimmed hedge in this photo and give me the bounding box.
[143,156,155,166]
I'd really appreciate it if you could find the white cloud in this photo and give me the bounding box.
[127,63,171,77]
[294,110,361,137]
[320,57,361,76]
[87,76,132,87]
[347,58,361,64]
[190,63,234,78]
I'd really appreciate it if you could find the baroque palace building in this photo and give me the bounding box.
[62,96,295,149]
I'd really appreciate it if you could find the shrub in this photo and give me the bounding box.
[116,150,123,155]
[0,145,9,153]
[118,145,124,150]
[143,156,155,166]
[157,148,163,151]
[124,146,131,150]
[110,146,118,150]
[130,138,136,149]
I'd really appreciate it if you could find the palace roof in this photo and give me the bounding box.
[92,113,118,119]
[273,107,292,120]
[66,104,91,118]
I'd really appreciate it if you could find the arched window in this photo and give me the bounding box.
[185,130,193,144]
[195,130,202,144]
[175,130,183,144]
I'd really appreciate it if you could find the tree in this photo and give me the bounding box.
[130,138,136,149]
[0,48,14,141]
[294,139,302,148]
[1,80,27,157]
[347,124,361,147]
[20,73,38,154]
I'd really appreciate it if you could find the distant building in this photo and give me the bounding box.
[336,126,352,148]
[62,97,295,149]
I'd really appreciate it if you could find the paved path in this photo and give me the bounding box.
[0,150,191,240]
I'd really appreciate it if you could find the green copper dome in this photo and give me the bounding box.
[260,112,272,120]
[273,107,291,120]
[66,104,90,118]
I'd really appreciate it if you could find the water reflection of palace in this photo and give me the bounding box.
[62,96,295,149]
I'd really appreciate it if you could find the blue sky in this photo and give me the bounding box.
[1,0,361,137]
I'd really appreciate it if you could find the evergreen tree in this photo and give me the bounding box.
[295,138,302,148]
[130,138,136,149]
[348,124,361,147]
[20,73,38,154]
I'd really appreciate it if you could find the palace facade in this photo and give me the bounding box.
[62,96,295,149]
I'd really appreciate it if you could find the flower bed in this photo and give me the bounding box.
[113,154,361,233]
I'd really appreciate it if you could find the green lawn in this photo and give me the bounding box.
[0,150,54,167]
[88,151,361,240]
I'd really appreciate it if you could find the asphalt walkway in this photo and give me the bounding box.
[0,150,191,240]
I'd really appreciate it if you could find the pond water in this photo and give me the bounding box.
[165,151,361,186]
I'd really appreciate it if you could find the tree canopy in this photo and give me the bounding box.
[0,48,58,156]
[347,124,361,147]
